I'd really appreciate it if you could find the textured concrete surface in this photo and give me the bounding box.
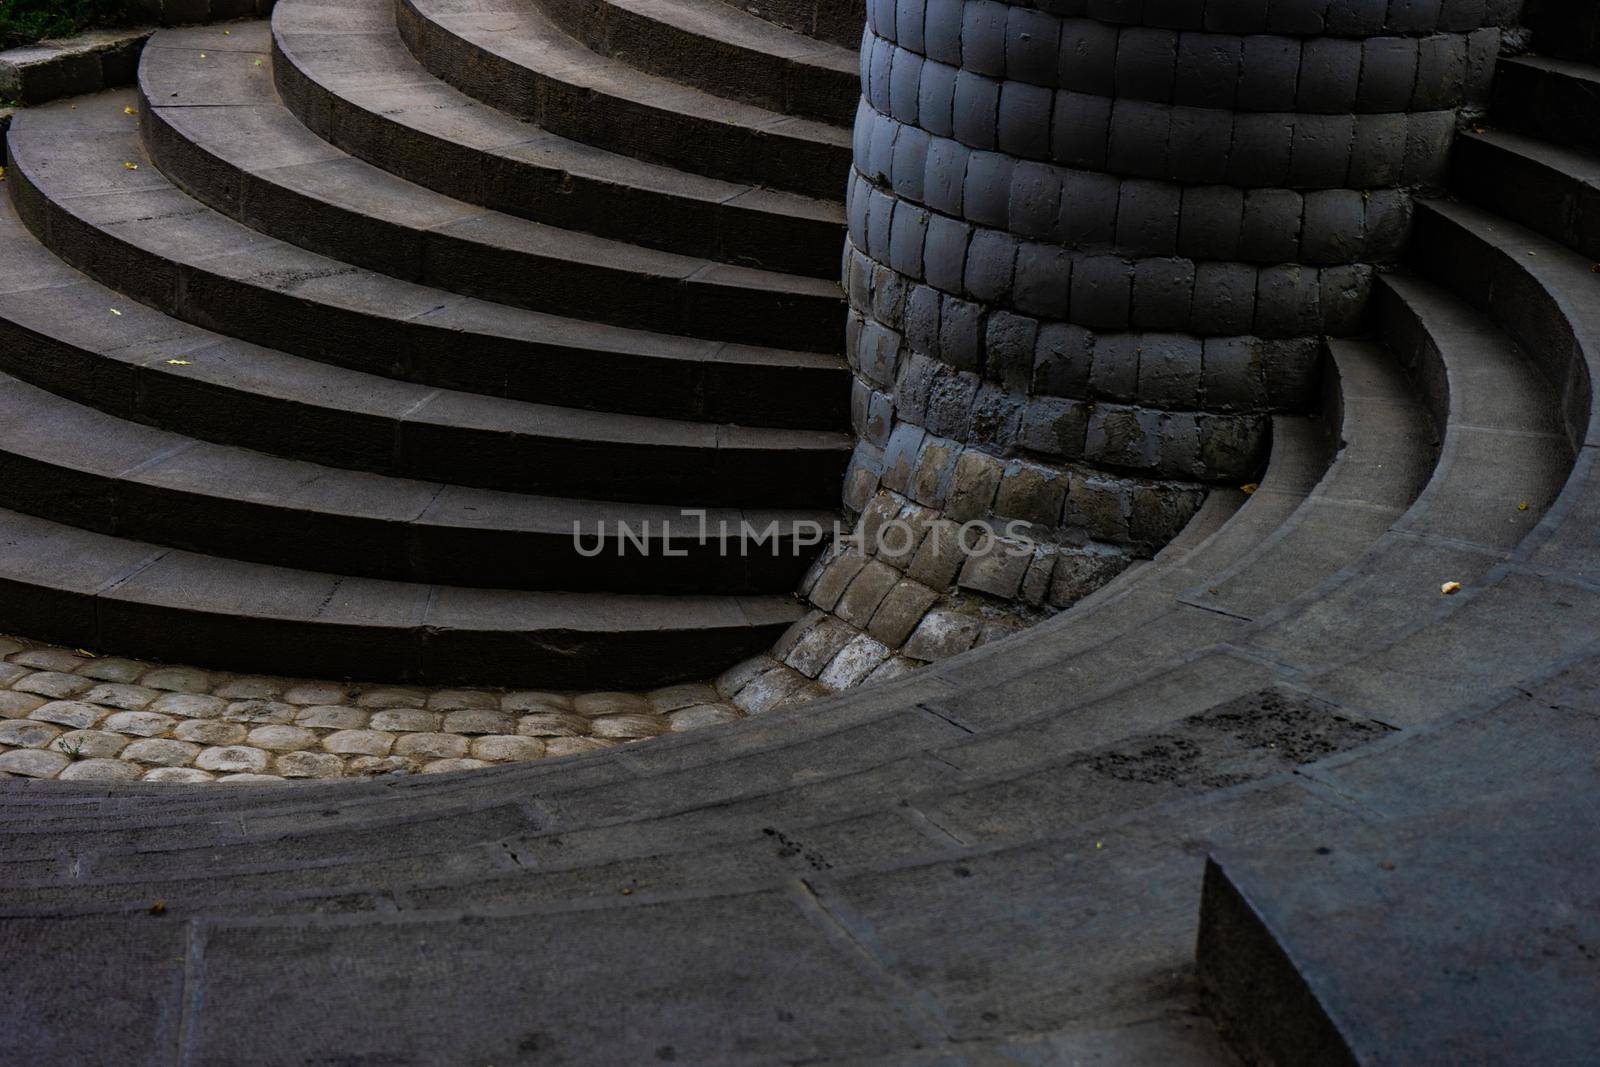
[2,0,1598,1061]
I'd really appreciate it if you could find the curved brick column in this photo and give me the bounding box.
[841,0,1509,511]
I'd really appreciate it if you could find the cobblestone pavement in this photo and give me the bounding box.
[0,481,1176,783]
[0,634,754,783]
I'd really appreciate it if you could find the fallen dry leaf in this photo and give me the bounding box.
[1441,581,1462,595]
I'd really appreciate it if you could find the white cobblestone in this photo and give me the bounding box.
[121,739,201,767]
[0,748,69,778]
[29,701,105,730]
[246,725,317,752]
[195,746,271,774]
[101,711,177,737]
[321,730,396,756]
[59,758,143,781]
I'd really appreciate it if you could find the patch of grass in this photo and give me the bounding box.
[0,0,137,51]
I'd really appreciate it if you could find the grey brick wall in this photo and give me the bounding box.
[843,0,1509,507]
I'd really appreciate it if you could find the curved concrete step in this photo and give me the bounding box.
[0,385,1346,849]
[135,40,847,354]
[0,197,851,509]
[269,0,845,280]
[1407,196,1600,450]
[1452,127,1600,261]
[715,0,863,50]
[5,97,851,435]
[0,343,1452,882]
[0,506,805,690]
[0,372,829,594]
[394,0,853,200]
[533,0,859,124]
[11,88,846,373]
[1491,54,1600,156]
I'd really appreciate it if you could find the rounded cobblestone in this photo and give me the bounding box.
[195,745,272,774]
[80,683,159,710]
[55,729,129,758]
[0,692,46,718]
[440,710,514,735]
[0,628,910,785]
[246,725,318,752]
[0,748,69,777]
[666,704,745,731]
[101,711,178,737]
[275,751,344,779]
[573,692,654,717]
[121,739,202,767]
[223,700,296,724]
[321,730,396,756]
[148,693,227,719]
[393,733,470,759]
[29,701,106,730]
[173,720,248,746]
[589,714,670,739]
[0,720,60,748]
[421,757,492,773]
[469,735,546,762]
[57,757,143,781]
[368,709,443,733]
[142,767,216,783]
[515,712,591,737]
[502,690,573,713]
[294,706,369,730]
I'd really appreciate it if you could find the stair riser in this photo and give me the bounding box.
[721,0,864,50]
[1407,204,1592,450]
[7,153,851,435]
[0,309,848,509]
[0,448,822,594]
[1524,0,1600,64]
[1370,282,1453,433]
[535,0,858,125]
[1451,135,1600,262]
[269,34,846,280]
[394,0,853,202]
[140,98,846,356]
[0,584,792,688]
[1490,60,1600,155]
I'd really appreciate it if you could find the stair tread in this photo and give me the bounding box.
[1500,52,1600,86]
[406,0,848,146]
[16,87,845,369]
[595,0,856,71]
[392,0,851,198]
[268,2,841,226]
[0,504,805,687]
[0,506,801,629]
[0,371,830,534]
[0,198,849,510]
[1413,196,1600,444]
[1465,126,1600,182]
[3,101,850,455]
[143,26,843,295]
[535,0,858,124]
